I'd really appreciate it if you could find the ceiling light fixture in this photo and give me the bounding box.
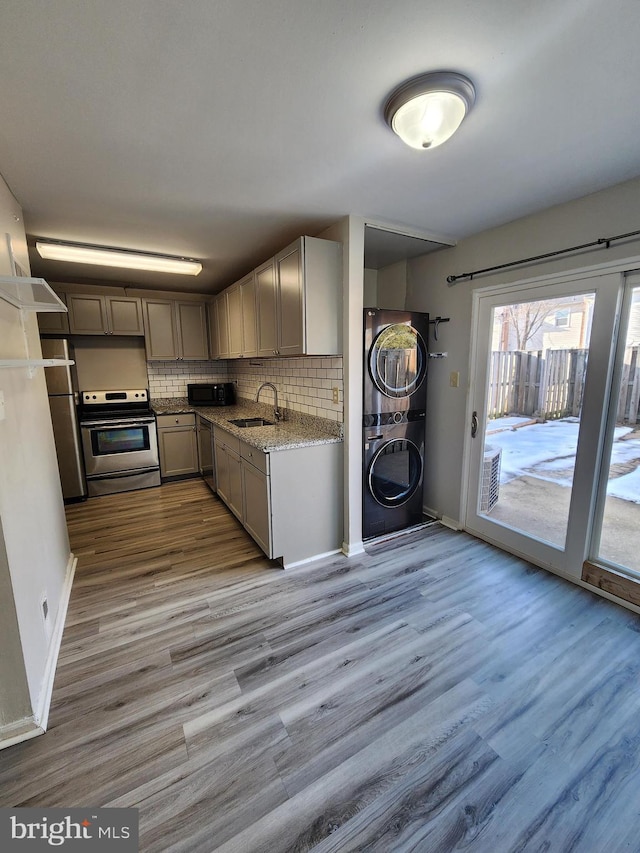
[35,241,203,276]
[384,71,476,151]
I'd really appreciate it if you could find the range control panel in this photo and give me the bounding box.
[81,389,148,406]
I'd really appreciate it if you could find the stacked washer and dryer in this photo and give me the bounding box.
[363,309,430,540]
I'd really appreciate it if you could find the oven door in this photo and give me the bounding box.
[80,418,159,476]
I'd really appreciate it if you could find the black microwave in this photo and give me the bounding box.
[187,383,235,406]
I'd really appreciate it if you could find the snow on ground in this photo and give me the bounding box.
[485,417,640,502]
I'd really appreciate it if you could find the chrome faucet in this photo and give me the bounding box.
[255,382,282,422]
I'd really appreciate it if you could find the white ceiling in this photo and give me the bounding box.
[1,0,640,293]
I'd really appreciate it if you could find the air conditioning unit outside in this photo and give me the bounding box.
[481,445,501,513]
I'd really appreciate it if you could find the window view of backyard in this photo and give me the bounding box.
[481,290,640,575]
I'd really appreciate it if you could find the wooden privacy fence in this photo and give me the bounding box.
[487,348,585,420]
[616,346,640,425]
[488,346,640,423]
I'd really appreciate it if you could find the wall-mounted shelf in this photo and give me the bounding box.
[0,276,67,312]
[0,359,74,369]
[1,277,70,377]
[0,357,74,378]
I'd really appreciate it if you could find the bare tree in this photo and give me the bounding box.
[500,300,555,350]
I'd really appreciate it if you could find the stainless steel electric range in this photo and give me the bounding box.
[78,389,160,497]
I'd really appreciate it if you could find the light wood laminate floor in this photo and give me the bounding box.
[2,479,640,852]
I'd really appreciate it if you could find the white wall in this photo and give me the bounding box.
[74,336,148,390]
[377,260,407,310]
[407,175,640,526]
[363,268,377,307]
[319,216,365,557]
[0,518,31,726]
[363,261,408,309]
[0,173,73,743]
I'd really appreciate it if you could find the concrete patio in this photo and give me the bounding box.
[487,475,640,571]
[482,418,640,573]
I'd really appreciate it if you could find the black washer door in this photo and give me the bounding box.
[369,323,427,399]
[368,438,423,507]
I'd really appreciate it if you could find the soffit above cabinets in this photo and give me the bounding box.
[364,226,450,270]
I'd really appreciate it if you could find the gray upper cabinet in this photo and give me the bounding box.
[177,301,209,359]
[229,272,258,358]
[239,273,258,358]
[143,299,178,358]
[227,284,243,358]
[213,292,230,359]
[256,259,278,357]
[143,298,208,360]
[275,241,304,356]
[213,272,258,360]
[67,293,144,336]
[257,236,342,357]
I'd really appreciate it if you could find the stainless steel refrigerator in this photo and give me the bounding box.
[41,338,87,501]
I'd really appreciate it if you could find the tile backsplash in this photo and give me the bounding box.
[147,356,344,422]
[231,357,343,421]
[147,360,229,398]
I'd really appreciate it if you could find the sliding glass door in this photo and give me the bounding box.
[591,274,640,577]
[465,271,622,579]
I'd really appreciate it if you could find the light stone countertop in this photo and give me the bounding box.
[151,397,343,452]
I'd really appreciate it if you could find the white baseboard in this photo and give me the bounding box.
[0,716,44,751]
[34,552,77,731]
[341,539,365,559]
[423,506,461,531]
[285,548,344,570]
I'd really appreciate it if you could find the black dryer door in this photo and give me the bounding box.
[368,438,423,507]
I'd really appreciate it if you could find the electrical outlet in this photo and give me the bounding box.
[332,387,339,404]
[449,371,460,388]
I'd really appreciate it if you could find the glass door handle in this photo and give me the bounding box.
[471,411,478,438]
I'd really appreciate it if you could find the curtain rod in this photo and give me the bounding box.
[446,227,640,284]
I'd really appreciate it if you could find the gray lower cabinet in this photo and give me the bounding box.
[157,414,199,479]
[214,428,243,519]
[241,444,271,555]
[197,416,216,492]
[213,425,343,567]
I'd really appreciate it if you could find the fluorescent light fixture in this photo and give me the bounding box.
[35,241,203,276]
[384,71,476,150]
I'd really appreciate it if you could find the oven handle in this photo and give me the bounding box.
[80,418,156,428]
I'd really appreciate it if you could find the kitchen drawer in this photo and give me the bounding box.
[157,413,195,428]
[213,426,240,455]
[240,441,269,475]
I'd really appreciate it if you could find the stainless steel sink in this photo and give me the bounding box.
[228,417,274,428]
